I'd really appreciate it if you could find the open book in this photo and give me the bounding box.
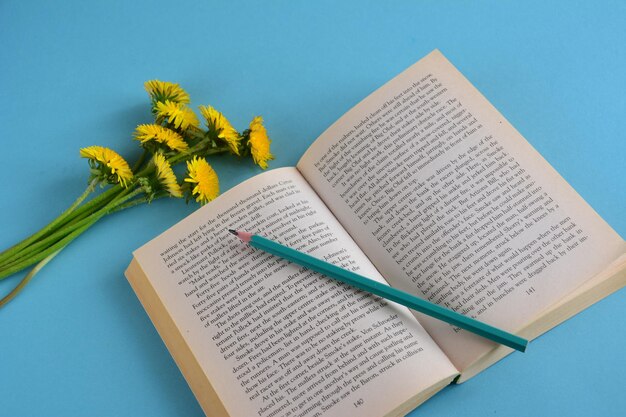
[125,50,626,417]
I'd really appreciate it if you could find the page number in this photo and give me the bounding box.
[354,398,365,408]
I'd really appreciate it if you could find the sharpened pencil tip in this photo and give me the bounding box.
[228,229,238,236]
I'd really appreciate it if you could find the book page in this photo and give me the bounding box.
[133,167,457,417]
[297,50,625,370]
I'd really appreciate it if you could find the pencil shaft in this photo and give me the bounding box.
[250,235,527,352]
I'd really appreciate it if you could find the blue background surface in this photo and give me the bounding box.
[1,1,625,416]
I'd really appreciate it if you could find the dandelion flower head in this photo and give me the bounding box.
[153,153,182,197]
[80,146,133,187]
[248,116,274,169]
[134,124,189,153]
[156,100,199,131]
[144,80,190,105]
[199,105,241,155]
[185,156,219,205]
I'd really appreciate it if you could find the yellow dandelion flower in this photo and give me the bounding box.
[144,80,190,104]
[248,116,274,169]
[80,145,133,187]
[155,100,200,131]
[199,105,241,155]
[133,124,189,153]
[153,153,182,198]
[185,156,219,205]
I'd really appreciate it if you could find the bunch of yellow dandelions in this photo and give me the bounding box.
[0,80,274,307]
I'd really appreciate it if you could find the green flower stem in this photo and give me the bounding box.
[170,144,230,166]
[57,176,146,231]
[0,200,117,271]
[0,144,231,289]
[0,179,99,266]
[127,144,229,181]
[0,184,124,270]
[53,184,123,231]
[132,149,149,173]
[109,194,164,213]
[0,189,152,308]
[185,126,212,146]
[0,249,62,309]
[0,187,141,281]
[207,146,229,154]
[22,191,156,262]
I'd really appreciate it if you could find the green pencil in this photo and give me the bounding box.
[229,229,528,352]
